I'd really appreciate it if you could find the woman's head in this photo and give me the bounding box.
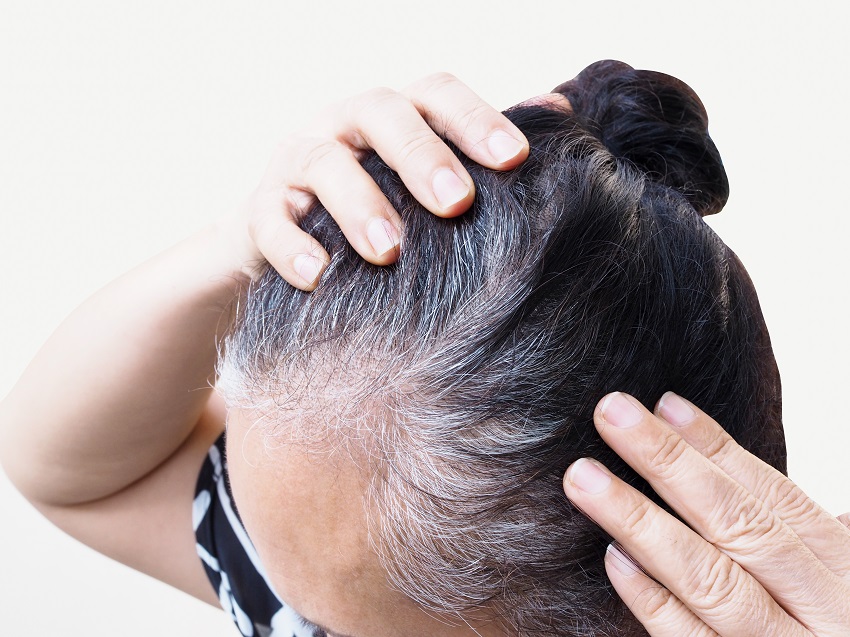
[218,60,785,636]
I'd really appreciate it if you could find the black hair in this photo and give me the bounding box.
[221,60,784,636]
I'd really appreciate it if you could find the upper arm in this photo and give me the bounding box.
[33,393,227,607]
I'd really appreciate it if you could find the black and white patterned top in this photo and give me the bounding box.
[193,434,321,637]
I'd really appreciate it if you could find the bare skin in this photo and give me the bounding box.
[1,70,848,636]
[564,392,850,636]
[0,74,529,617]
[226,409,503,637]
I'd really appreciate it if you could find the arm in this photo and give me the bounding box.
[0,226,240,508]
[0,74,529,604]
[0,226,242,603]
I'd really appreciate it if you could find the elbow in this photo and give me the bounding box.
[0,402,39,505]
[0,400,70,509]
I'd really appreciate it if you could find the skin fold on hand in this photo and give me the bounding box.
[222,73,530,290]
[564,391,850,636]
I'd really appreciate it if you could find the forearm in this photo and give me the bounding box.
[0,222,248,506]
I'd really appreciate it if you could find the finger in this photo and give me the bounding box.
[402,72,529,170]
[247,191,329,291]
[593,393,850,632]
[656,391,850,578]
[605,543,719,637]
[266,137,402,265]
[839,513,850,529]
[516,92,573,111]
[335,86,476,217]
[564,458,809,637]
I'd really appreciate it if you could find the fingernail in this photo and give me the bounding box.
[658,392,695,427]
[600,392,643,429]
[294,254,325,286]
[606,543,639,577]
[432,168,470,209]
[568,458,611,494]
[366,218,400,257]
[486,129,525,164]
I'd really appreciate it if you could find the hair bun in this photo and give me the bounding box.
[553,60,729,216]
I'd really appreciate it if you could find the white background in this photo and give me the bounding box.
[1,1,848,634]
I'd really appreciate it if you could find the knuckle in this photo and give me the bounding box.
[299,139,344,177]
[394,130,445,166]
[766,476,816,519]
[634,583,678,621]
[711,495,777,550]
[644,430,691,480]
[458,96,492,120]
[350,86,401,115]
[445,99,493,144]
[702,429,738,465]
[407,71,460,96]
[620,497,658,538]
[422,71,461,90]
[247,195,284,237]
[683,553,744,611]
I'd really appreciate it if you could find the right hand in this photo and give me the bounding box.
[222,73,530,290]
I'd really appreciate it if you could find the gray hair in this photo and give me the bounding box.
[218,62,784,636]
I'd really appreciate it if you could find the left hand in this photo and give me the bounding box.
[563,391,850,636]
[222,73,529,290]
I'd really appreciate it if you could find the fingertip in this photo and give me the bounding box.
[605,543,641,579]
[291,253,328,291]
[482,128,529,170]
[595,391,645,430]
[430,167,475,217]
[365,217,402,264]
[564,457,613,495]
[252,216,330,291]
[562,462,576,493]
[594,392,614,422]
[655,392,697,428]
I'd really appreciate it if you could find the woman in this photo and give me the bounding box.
[1,62,848,636]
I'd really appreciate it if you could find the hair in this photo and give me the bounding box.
[218,60,785,636]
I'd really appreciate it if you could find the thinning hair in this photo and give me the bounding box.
[218,61,784,636]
